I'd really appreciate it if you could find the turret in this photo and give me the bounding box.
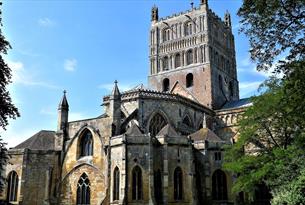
[200,0,208,6]
[224,10,232,29]
[57,90,69,132]
[109,80,121,136]
[151,5,158,22]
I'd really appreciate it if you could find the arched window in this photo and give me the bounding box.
[184,21,192,36]
[182,116,192,127]
[132,166,143,200]
[175,53,181,68]
[163,28,170,42]
[7,171,18,202]
[174,167,183,200]
[186,50,193,65]
[218,75,223,90]
[229,81,234,97]
[113,167,120,201]
[186,73,194,88]
[149,113,167,137]
[79,130,93,157]
[163,56,169,71]
[212,170,228,200]
[77,173,90,205]
[154,169,162,204]
[162,78,170,92]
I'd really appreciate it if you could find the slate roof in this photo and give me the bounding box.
[189,128,223,142]
[221,98,252,110]
[156,124,179,137]
[14,130,56,150]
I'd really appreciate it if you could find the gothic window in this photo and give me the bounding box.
[182,116,192,127]
[7,171,18,202]
[214,152,222,161]
[174,167,183,200]
[163,56,169,71]
[184,21,192,36]
[175,53,181,68]
[162,78,170,92]
[77,173,90,205]
[149,113,167,137]
[132,166,143,200]
[229,81,234,97]
[212,170,228,200]
[163,28,170,42]
[113,167,120,201]
[154,169,162,204]
[186,50,193,65]
[218,75,223,90]
[79,130,93,157]
[186,73,194,88]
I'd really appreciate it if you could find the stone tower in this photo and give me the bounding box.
[148,0,239,109]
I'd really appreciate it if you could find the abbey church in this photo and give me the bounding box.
[0,0,269,204]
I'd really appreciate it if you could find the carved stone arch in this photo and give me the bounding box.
[146,110,170,137]
[225,115,230,125]
[61,163,104,183]
[63,125,105,163]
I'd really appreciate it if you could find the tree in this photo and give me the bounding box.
[224,60,305,204]
[238,0,305,72]
[0,2,20,192]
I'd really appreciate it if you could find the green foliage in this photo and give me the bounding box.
[224,60,305,204]
[0,3,20,192]
[238,0,305,72]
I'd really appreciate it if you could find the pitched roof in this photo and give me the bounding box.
[156,124,179,137]
[14,130,56,150]
[170,81,200,103]
[189,128,223,142]
[125,124,143,136]
[221,98,252,110]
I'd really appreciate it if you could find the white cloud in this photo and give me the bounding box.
[38,18,56,27]
[7,60,60,89]
[64,59,77,71]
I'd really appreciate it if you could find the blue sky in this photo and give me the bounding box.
[2,0,268,147]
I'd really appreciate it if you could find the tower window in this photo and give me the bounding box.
[113,167,120,201]
[229,81,234,97]
[163,28,170,42]
[186,73,194,88]
[7,171,18,202]
[186,50,193,65]
[79,130,93,157]
[175,53,181,68]
[163,56,169,71]
[162,78,170,92]
[184,21,192,36]
[174,167,183,200]
[212,170,228,200]
[132,166,143,200]
[77,173,90,205]
[218,75,223,90]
